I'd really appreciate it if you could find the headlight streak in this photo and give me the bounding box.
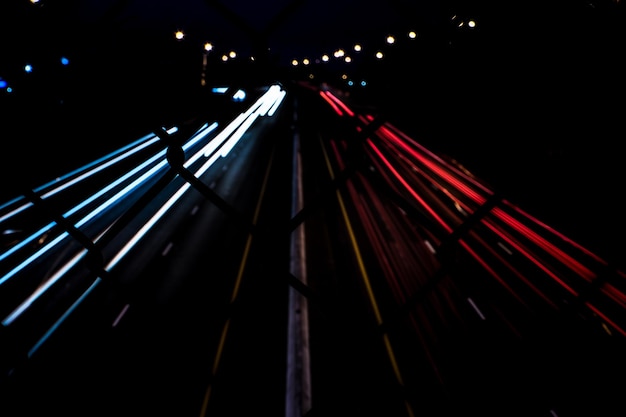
[267,89,286,117]
[108,85,285,270]
[0,130,175,223]
[2,123,215,326]
[0,130,177,263]
[0,127,210,277]
[27,277,102,358]
[202,85,284,159]
[4,85,285,355]
[1,122,219,315]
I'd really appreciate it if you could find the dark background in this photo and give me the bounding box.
[2,0,625,267]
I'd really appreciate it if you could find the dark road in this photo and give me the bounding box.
[2,80,626,417]
[2,1,626,415]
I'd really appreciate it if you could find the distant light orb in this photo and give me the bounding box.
[408,31,417,39]
[354,44,362,52]
[221,55,228,61]
[174,30,185,40]
[60,56,70,65]
[302,58,310,65]
[204,42,213,51]
[228,50,236,59]
[344,56,352,63]
[24,64,33,73]
[348,80,354,86]
[386,35,395,44]
[291,59,299,66]
[375,51,384,59]
[0,79,7,89]
[468,20,476,28]
[321,54,330,62]
[333,49,345,58]
[360,80,367,87]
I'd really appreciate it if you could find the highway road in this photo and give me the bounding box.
[1,80,626,417]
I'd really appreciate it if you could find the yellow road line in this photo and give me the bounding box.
[319,136,415,417]
[199,146,275,417]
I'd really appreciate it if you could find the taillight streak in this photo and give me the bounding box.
[320,90,355,117]
[319,91,344,116]
[366,138,454,234]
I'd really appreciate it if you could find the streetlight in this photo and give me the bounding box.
[201,42,213,86]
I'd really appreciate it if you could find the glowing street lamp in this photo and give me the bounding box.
[201,42,213,86]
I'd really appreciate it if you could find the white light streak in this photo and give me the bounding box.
[112,304,130,327]
[467,297,486,320]
[2,86,284,339]
[497,241,513,255]
[162,242,174,256]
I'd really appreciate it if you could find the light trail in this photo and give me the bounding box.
[0,130,172,224]
[8,85,285,357]
[320,134,415,417]
[0,123,217,279]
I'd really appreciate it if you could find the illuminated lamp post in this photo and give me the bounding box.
[201,42,213,87]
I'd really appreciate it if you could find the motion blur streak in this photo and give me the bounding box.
[321,90,355,117]
[365,116,623,318]
[0,129,178,263]
[331,138,447,386]
[323,137,415,417]
[0,124,207,282]
[3,249,85,325]
[0,130,178,223]
[376,126,488,204]
[6,84,285,358]
[584,302,626,337]
[318,91,344,116]
[503,200,610,265]
[374,120,604,286]
[468,225,560,309]
[27,278,102,357]
[108,84,284,271]
[366,139,453,233]
[202,85,284,158]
